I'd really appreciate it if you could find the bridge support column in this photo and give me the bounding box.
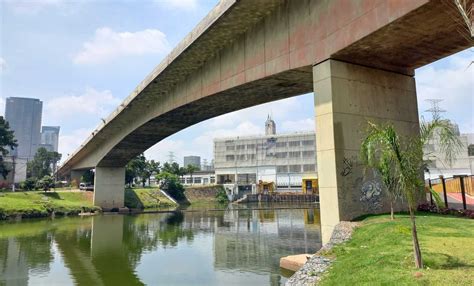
[313,60,419,244]
[93,167,125,210]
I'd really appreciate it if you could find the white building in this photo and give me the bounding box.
[179,170,216,186]
[213,116,317,193]
[425,131,474,179]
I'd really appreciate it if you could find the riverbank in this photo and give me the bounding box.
[0,191,100,220]
[292,213,474,285]
[125,187,177,209]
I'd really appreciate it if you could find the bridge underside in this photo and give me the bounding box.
[59,0,473,243]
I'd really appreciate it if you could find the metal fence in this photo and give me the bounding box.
[427,175,473,210]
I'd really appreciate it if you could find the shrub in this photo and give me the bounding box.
[215,186,229,204]
[156,171,185,201]
[20,178,37,191]
[36,176,54,192]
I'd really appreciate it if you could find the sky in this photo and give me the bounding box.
[1,0,473,166]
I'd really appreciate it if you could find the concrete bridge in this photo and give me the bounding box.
[58,0,473,243]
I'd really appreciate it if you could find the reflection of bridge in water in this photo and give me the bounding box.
[0,207,320,285]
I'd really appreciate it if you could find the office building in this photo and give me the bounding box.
[5,97,43,160]
[41,126,60,152]
[184,156,201,169]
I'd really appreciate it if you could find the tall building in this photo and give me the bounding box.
[214,118,317,192]
[184,156,201,169]
[40,126,60,152]
[5,97,43,160]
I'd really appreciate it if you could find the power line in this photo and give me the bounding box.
[425,99,446,120]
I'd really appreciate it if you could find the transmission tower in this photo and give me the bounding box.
[425,99,446,120]
[167,151,176,163]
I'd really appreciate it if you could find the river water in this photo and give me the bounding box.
[0,204,321,286]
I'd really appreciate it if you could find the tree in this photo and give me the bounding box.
[361,117,462,268]
[144,160,160,186]
[36,175,54,192]
[162,162,180,175]
[81,170,95,184]
[186,164,199,185]
[27,148,61,179]
[155,171,185,201]
[0,116,18,179]
[20,178,37,191]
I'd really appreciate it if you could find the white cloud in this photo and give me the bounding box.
[73,27,170,65]
[145,138,187,165]
[281,118,315,132]
[0,97,5,116]
[4,0,64,14]
[0,57,6,73]
[58,127,94,162]
[154,0,199,10]
[44,87,121,122]
[416,50,474,133]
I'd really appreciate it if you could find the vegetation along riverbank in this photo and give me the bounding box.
[316,213,473,285]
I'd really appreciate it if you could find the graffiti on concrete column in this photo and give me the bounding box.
[360,179,382,211]
[340,157,353,177]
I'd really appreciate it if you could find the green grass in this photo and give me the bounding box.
[319,213,474,286]
[125,187,177,209]
[0,191,98,219]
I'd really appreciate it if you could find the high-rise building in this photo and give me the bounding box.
[40,126,60,152]
[5,97,43,160]
[184,156,201,169]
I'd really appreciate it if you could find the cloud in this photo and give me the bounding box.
[4,0,64,14]
[154,0,199,10]
[58,127,94,162]
[281,118,315,132]
[0,97,5,116]
[44,87,121,122]
[73,27,170,65]
[0,57,6,73]
[144,138,187,165]
[416,49,474,133]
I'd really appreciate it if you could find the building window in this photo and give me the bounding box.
[469,144,474,156]
[289,165,301,172]
[275,152,287,158]
[302,140,315,146]
[276,142,287,148]
[226,155,235,161]
[277,165,288,173]
[186,178,192,184]
[237,154,246,160]
[226,146,235,151]
[194,177,202,184]
[236,144,246,150]
[303,164,316,172]
[203,178,209,184]
[289,141,300,147]
[248,154,255,160]
[289,151,301,158]
[247,144,255,149]
[302,151,315,157]
[180,178,185,184]
[210,178,215,184]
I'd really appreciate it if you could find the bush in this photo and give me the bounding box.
[156,172,185,201]
[215,186,229,204]
[418,203,474,219]
[20,178,37,191]
[36,176,54,192]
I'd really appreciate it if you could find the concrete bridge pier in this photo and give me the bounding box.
[313,60,420,244]
[93,167,125,210]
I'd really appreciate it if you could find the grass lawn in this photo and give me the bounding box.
[0,191,97,219]
[319,213,474,285]
[125,187,177,209]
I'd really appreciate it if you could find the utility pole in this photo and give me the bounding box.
[167,151,176,164]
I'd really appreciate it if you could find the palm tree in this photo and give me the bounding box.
[361,117,462,268]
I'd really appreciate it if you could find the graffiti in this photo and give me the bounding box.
[340,157,353,177]
[360,179,382,211]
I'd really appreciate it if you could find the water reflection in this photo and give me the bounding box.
[0,205,320,286]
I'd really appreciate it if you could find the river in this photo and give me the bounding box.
[0,203,321,286]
